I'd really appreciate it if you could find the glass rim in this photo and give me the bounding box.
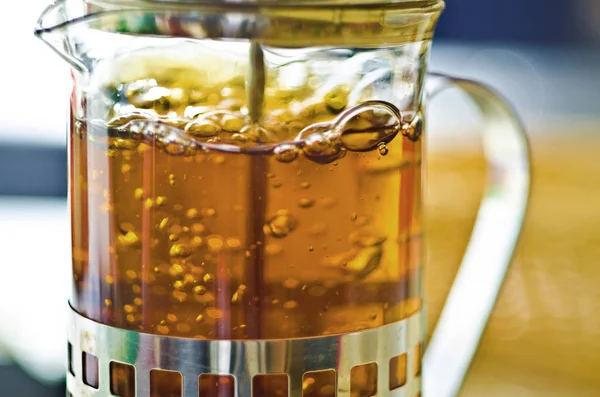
[91,0,445,9]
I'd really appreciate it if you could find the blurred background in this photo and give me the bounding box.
[1,0,599,396]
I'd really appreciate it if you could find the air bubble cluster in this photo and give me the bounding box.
[103,93,413,165]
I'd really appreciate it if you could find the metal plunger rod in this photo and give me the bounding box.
[248,41,265,123]
[244,41,267,339]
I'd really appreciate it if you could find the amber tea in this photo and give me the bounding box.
[70,56,425,343]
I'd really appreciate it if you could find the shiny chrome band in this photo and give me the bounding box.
[67,305,423,397]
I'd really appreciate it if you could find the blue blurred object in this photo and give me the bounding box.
[436,0,597,45]
[0,144,67,197]
[0,365,65,397]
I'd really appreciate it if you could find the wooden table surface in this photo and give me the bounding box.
[423,123,600,396]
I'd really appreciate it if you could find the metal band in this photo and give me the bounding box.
[67,305,423,397]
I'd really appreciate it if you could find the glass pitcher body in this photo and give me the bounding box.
[35,1,529,396]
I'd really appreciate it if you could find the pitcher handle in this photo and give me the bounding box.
[422,73,531,397]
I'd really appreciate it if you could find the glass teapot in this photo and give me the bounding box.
[35,1,530,396]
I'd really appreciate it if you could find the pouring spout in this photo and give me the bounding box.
[34,0,88,73]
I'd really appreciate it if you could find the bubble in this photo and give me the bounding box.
[105,275,114,284]
[172,290,187,302]
[301,133,346,165]
[336,101,402,152]
[343,246,382,279]
[176,323,191,334]
[168,174,176,186]
[144,198,154,209]
[155,196,168,207]
[226,238,242,251]
[266,244,283,256]
[263,210,298,238]
[297,198,315,208]
[308,245,315,252]
[167,313,178,323]
[183,274,195,285]
[231,291,243,304]
[350,212,358,221]
[104,299,112,307]
[195,290,215,303]
[186,208,201,220]
[377,142,389,156]
[185,119,221,137]
[274,143,300,163]
[204,208,216,217]
[169,243,193,258]
[107,112,153,128]
[303,377,315,390]
[221,115,245,132]
[173,280,184,290]
[206,308,222,319]
[121,164,132,175]
[134,188,145,200]
[231,133,248,143]
[125,270,137,280]
[184,105,210,119]
[168,141,195,156]
[157,325,170,335]
[118,230,140,247]
[283,278,300,289]
[133,297,142,306]
[402,113,423,142]
[323,86,349,112]
[191,223,206,235]
[124,304,135,314]
[207,236,224,252]
[169,264,184,276]
[203,273,215,283]
[283,300,298,309]
[194,285,207,295]
[195,314,204,323]
[271,179,283,189]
